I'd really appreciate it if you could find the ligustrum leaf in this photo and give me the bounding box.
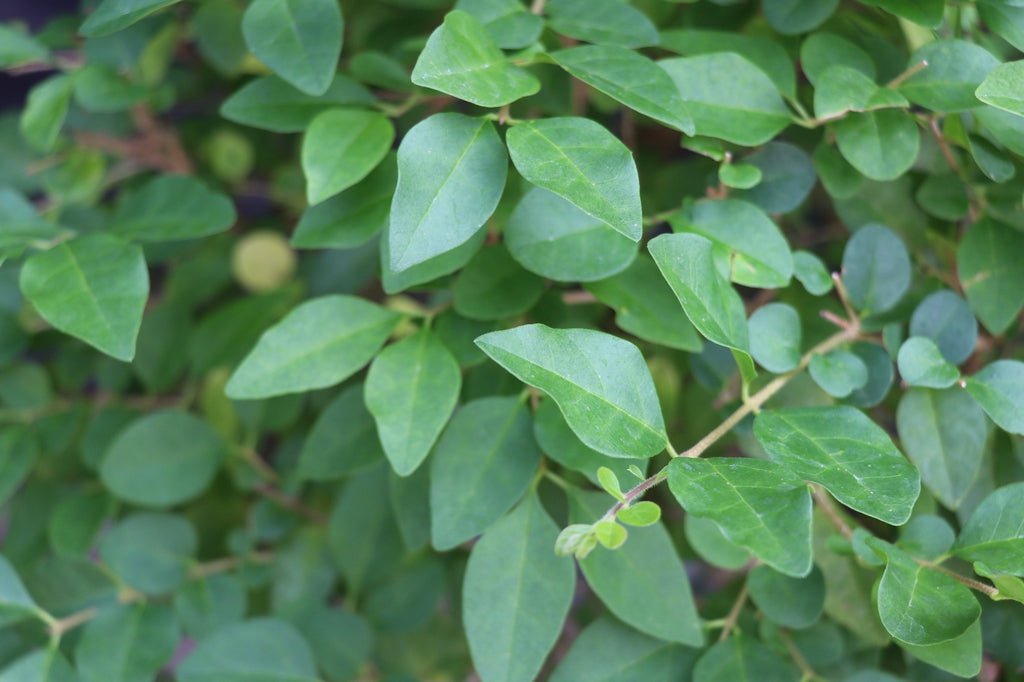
[955,483,1024,576]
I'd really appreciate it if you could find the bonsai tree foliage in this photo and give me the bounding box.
[2,0,1024,679]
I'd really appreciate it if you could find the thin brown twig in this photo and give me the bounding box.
[811,485,853,540]
[719,584,749,641]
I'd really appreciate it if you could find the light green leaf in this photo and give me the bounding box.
[0,24,48,68]
[896,387,987,510]
[75,604,179,682]
[669,199,793,288]
[834,109,920,181]
[617,501,660,527]
[550,616,698,682]
[764,0,837,34]
[302,108,393,205]
[545,0,658,48]
[965,360,1024,435]
[389,113,506,271]
[111,174,236,242]
[98,512,196,595]
[506,187,637,283]
[909,290,978,365]
[659,28,796,98]
[659,53,791,146]
[719,163,762,189]
[100,410,225,508]
[860,0,945,26]
[20,234,148,362]
[0,649,78,682]
[381,221,487,294]
[365,329,461,477]
[298,383,384,480]
[411,10,540,107]
[241,0,343,96]
[955,483,1024,575]
[867,538,980,646]
[813,65,908,120]
[19,74,73,152]
[749,303,801,373]
[225,295,400,399]
[453,245,545,321]
[506,117,642,241]
[648,233,749,355]
[754,406,920,525]
[841,224,911,315]
[899,618,983,679]
[957,218,1024,334]
[0,556,41,626]
[81,0,182,37]
[475,325,667,459]
[0,188,63,260]
[976,61,1024,117]
[552,45,694,134]
[453,0,543,50]
[809,349,868,398]
[430,397,540,550]
[464,494,575,682]
[897,337,960,388]
[177,619,319,682]
[585,254,702,353]
[900,40,999,112]
[597,467,625,501]
[570,490,704,646]
[292,152,395,249]
[174,574,246,638]
[668,457,813,576]
[692,636,798,682]
[747,564,825,629]
[220,74,375,133]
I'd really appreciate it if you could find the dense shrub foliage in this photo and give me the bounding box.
[1,0,1024,679]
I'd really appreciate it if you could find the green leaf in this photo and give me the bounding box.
[585,254,701,352]
[668,457,813,576]
[899,618,983,679]
[550,616,699,682]
[754,406,920,525]
[813,141,863,199]
[225,295,400,399]
[909,290,978,365]
[764,0,837,34]
[809,349,868,398]
[545,0,658,48]
[648,233,749,355]
[813,65,907,120]
[749,303,801,373]
[860,0,945,26]
[301,108,393,205]
[570,490,704,646]
[298,383,384,480]
[178,619,319,682]
[174,574,246,638]
[381,221,487,294]
[365,329,461,477]
[747,564,825,629]
[220,74,375,133]
[617,501,660,527]
[0,24,48,68]
[0,555,41,626]
[719,163,762,190]
[841,224,911,315]
[552,45,694,134]
[955,483,1024,575]
[0,649,78,682]
[899,40,999,112]
[916,173,970,221]
[464,494,575,682]
[289,606,372,682]
[593,520,628,549]
[389,113,506,271]
[111,174,236,242]
[98,512,196,595]
[897,337,960,388]
[974,563,1024,603]
[834,109,920,181]
[957,218,1024,334]
[453,0,543,50]
[476,325,667,458]
[100,410,225,508]
[685,515,750,570]
[597,466,625,501]
[292,152,395,249]
[692,636,798,682]
[896,387,987,510]
[19,74,73,152]
[976,61,1024,117]
[0,427,38,509]
[659,53,791,146]
[506,117,642,241]
[965,360,1024,435]
[734,141,816,214]
[411,10,539,107]
[81,0,182,36]
[430,397,540,550]
[506,187,637,282]
[241,0,342,96]
[72,65,148,113]
[75,604,179,682]
[19,234,149,362]
[867,538,981,645]
[898,514,956,560]
[670,199,793,289]
[453,245,546,321]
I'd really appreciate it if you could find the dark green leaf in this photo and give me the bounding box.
[75,604,179,682]
[841,224,911,315]
[909,290,978,365]
[453,245,546,321]
[545,0,658,48]
[81,0,181,36]
[748,303,801,373]
[747,564,825,629]
[178,619,319,682]
[809,349,868,398]
[98,512,196,595]
[957,218,1024,334]
[834,109,920,181]
[220,75,375,133]
[692,636,798,682]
